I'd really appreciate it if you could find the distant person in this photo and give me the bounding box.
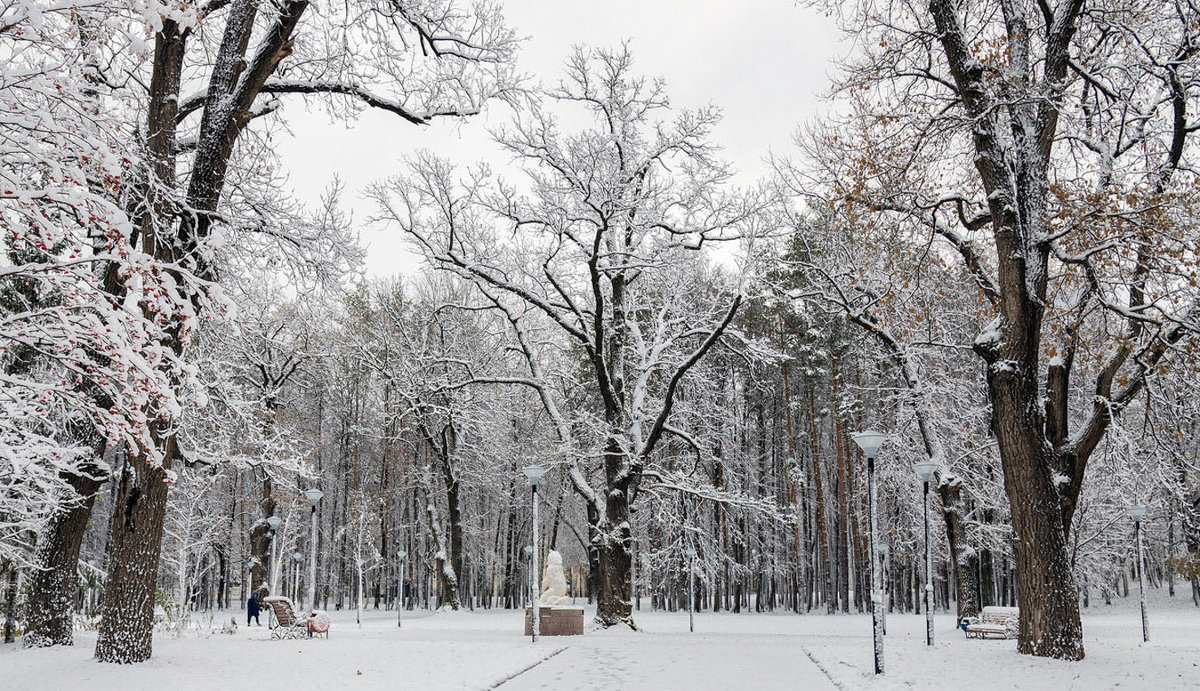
[247,591,261,626]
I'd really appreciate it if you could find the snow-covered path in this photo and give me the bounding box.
[500,623,836,689]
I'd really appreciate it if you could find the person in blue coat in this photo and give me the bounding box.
[247,591,261,626]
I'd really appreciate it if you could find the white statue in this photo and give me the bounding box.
[539,550,571,606]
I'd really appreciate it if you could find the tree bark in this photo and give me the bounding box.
[23,457,106,647]
[3,565,17,644]
[807,388,835,614]
[95,446,172,663]
[938,480,980,621]
[594,436,634,626]
[248,471,276,597]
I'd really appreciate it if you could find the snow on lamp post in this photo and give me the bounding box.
[523,464,546,643]
[396,550,407,628]
[914,459,938,647]
[685,545,696,633]
[879,541,889,635]
[1129,504,1149,642]
[303,488,323,611]
[266,515,282,595]
[853,430,887,675]
[293,552,303,605]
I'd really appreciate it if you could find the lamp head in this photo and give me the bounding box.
[304,488,324,506]
[523,464,547,487]
[266,515,282,531]
[1128,504,1147,521]
[397,551,407,561]
[852,430,887,457]
[293,552,303,563]
[913,460,938,483]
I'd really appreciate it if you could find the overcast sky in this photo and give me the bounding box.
[275,0,842,278]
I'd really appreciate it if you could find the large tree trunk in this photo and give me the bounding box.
[925,0,1089,661]
[594,521,633,626]
[23,457,106,647]
[989,368,1083,659]
[248,472,276,597]
[93,18,184,665]
[594,436,634,627]
[95,447,172,663]
[439,425,464,608]
[424,492,461,611]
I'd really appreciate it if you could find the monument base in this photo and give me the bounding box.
[524,607,584,636]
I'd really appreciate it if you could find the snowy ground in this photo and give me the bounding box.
[3,591,1198,690]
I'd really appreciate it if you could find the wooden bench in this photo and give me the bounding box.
[262,596,327,640]
[963,606,1019,639]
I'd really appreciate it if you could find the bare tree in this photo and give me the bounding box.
[376,45,762,626]
[808,0,1200,658]
[82,0,517,662]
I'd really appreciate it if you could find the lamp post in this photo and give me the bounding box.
[293,552,304,605]
[853,430,887,675]
[303,488,323,611]
[523,464,546,643]
[914,459,938,646]
[396,551,407,628]
[1129,504,1149,642]
[879,542,889,635]
[266,515,282,596]
[685,546,696,633]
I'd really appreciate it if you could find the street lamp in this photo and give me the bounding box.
[685,546,696,633]
[523,464,546,643]
[1129,504,1149,642]
[853,430,887,675]
[266,515,282,595]
[396,550,407,628]
[303,488,323,611]
[293,552,303,605]
[914,459,938,647]
[879,542,889,635]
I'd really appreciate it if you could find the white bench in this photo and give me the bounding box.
[963,606,1019,639]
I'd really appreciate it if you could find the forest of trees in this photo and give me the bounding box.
[2,0,1199,665]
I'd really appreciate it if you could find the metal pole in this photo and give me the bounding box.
[880,546,887,635]
[688,553,695,633]
[1136,519,1148,642]
[531,484,541,643]
[309,505,318,611]
[924,479,933,646]
[868,454,883,674]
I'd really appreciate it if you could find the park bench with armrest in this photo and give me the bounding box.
[962,606,1019,639]
[262,596,329,640]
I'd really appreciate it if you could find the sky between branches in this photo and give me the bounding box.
[276,0,841,277]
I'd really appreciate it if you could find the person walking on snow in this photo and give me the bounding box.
[247,591,261,626]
